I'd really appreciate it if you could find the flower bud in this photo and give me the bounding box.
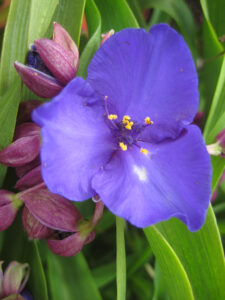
[47,230,95,257]
[0,191,23,231]
[216,129,225,157]
[19,185,82,232]
[0,134,40,167]
[15,165,42,191]
[15,157,40,179]
[13,123,40,140]
[53,22,79,70]
[34,39,76,85]
[100,29,115,46]
[22,206,54,239]
[17,100,41,125]
[47,201,104,257]
[207,129,225,157]
[14,62,63,98]
[1,261,30,297]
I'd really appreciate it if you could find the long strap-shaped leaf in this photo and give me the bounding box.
[144,226,194,300]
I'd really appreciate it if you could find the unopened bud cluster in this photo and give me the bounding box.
[0,23,112,257]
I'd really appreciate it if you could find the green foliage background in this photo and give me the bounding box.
[0,0,225,299]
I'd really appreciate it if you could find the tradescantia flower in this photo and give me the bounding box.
[32,24,211,231]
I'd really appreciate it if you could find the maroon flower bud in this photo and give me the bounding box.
[1,261,30,297]
[47,201,104,257]
[0,191,23,231]
[47,231,94,257]
[15,165,42,191]
[100,29,115,46]
[0,134,40,167]
[19,185,82,232]
[22,206,54,239]
[17,100,41,125]
[53,22,79,70]
[15,157,40,178]
[34,39,76,85]
[13,123,40,140]
[14,62,63,98]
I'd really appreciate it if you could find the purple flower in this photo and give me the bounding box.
[32,24,211,231]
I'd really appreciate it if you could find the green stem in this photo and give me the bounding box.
[116,216,126,300]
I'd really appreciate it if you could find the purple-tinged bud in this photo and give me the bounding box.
[15,165,42,191]
[100,29,115,46]
[14,61,63,98]
[19,185,82,232]
[14,123,40,140]
[207,129,225,157]
[1,261,30,297]
[15,157,40,178]
[34,39,76,85]
[53,22,79,70]
[47,230,95,257]
[0,191,23,231]
[0,135,40,167]
[17,100,41,125]
[22,206,54,239]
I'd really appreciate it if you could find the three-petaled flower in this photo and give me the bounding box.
[32,24,211,231]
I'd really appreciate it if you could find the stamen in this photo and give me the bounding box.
[125,121,133,130]
[123,115,131,122]
[108,114,118,120]
[140,148,148,155]
[119,142,127,151]
[145,116,154,125]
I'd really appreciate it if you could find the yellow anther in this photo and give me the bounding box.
[119,142,127,151]
[122,115,131,123]
[145,116,153,125]
[108,114,118,120]
[125,121,134,130]
[104,95,108,100]
[140,148,148,155]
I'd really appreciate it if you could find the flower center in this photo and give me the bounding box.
[104,96,153,155]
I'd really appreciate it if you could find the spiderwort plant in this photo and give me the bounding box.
[32,24,211,231]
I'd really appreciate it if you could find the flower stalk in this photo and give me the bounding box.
[116,216,126,300]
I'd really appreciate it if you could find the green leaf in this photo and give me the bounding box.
[0,80,20,186]
[150,206,225,300]
[0,0,31,95]
[77,0,101,78]
[44,0,86,46]
[144,227,194,300]
[27,0,59,44]
[199,0,224,113]
[204,56,225,142]
[94,0,139,31]
[0,216,48,300]
[46,251,102,300]
[139,0,197,56]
